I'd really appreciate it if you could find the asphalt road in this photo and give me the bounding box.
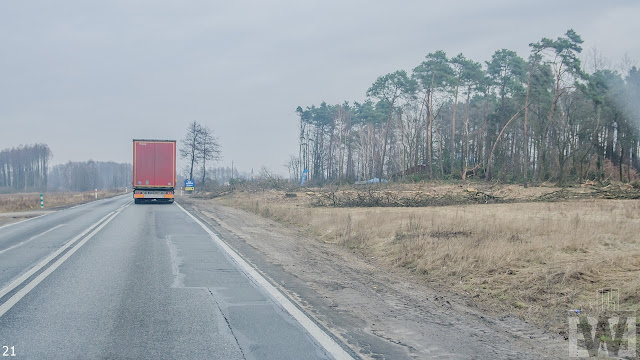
[0,194,351,359]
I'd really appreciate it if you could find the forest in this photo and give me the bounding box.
[0,143,131,193]
[48,161,132,192]
[295,30,640,186]
[0,144,51,193]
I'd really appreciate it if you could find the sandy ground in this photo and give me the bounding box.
[181,197,567,359]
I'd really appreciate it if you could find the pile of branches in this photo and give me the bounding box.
[310,183,640,208]
[535,184,640,202]
[312,188,505,208]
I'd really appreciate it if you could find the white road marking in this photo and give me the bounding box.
[0,224,66,255]
[0,202,129,317]
[0,211,112,301]
[176,203,355,360]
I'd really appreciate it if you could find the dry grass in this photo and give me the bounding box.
[0,191,123,213]
[218,188,640,335]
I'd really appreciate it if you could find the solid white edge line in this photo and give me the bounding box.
[176,203,354,360]
[0,212,52,231]
[0,203,128,318]
[0,224,66,256]
[0,201,130,302]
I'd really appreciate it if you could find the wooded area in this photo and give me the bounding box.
[0,143,131,193]
[295,30,640,186]
[48,161,131,192]
[0,144,51,193]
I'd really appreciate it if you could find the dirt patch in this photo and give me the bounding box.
[0,213,43,227]
[181,195,570,359]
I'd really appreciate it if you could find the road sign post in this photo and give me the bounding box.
[40,194,44,208]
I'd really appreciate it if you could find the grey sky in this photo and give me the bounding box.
[1,1,638,175]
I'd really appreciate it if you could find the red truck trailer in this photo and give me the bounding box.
[132,139,176,204]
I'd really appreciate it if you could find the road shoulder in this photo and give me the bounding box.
[181,198,566,359]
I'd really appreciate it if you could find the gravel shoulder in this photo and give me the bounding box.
[181,197,567,359]
[0,210,51,228]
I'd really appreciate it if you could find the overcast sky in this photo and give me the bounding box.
[1,1,639,175]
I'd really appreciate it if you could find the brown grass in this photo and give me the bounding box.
[218,188,640,335]
[0,191,123,213]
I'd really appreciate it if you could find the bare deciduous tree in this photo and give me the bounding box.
[198,125,221,185]
[179,121,222,186]
[180,121,202,182]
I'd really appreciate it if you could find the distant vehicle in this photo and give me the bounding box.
[132,139,176,204]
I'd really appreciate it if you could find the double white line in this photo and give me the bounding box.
[0,202,129,318]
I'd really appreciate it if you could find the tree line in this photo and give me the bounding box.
[295,30,640,186]
[0,144,51,192]
[0,144,132,193]
[48,161,132,192]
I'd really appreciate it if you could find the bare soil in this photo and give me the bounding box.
[0,211,48,228]
[181,195,570,359]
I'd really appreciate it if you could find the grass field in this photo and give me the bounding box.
[0,191,123,213]
[216,185,640,336]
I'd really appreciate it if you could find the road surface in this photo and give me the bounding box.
[0,194,353,359]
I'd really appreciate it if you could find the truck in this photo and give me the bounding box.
[132,139,176,204]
